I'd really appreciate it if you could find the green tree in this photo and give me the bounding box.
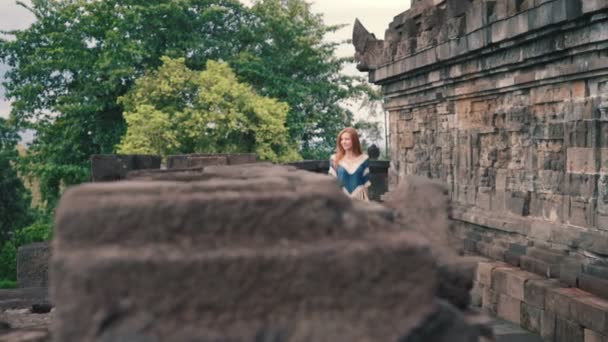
[1,0,252,205]
[0,118,33,246]
[118,57,300,162]
[233,0,372,158]
[1,0,375,204]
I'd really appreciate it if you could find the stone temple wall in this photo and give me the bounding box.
[354,0,608,301]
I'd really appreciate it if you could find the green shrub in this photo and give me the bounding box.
[0,279,17,289]
[0,217,52,281]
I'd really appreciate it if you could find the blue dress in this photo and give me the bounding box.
[328,154,371,201]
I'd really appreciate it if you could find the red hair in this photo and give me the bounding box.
[334,127,362,167]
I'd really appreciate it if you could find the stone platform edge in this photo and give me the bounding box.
[471,258,608,342]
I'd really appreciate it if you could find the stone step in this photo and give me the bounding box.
[51,232,438,341]
[491,317,543,342]
[584,263,608,280]
[520,255,560,278]
[525,247,567,264]
[578,273,608,300]
[55,178,391,249]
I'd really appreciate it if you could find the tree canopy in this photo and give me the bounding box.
[0,0,374,205]
[0,118,32,245]
[118,57,300,162]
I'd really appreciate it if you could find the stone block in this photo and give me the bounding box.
[578,273,608,301]
[496,294,522,324]
[490,19,508,43]
[545,288,582,320]
[482,286,498,313]
[579,231,608,257]
[549,223,584,249]
[559,262,582,288]
[506,191,531,216]
[16,242,50,288]
[226,153,257,165]
[492,267,542,301]
[90,154,161,182]
[507,12,529,38]
[584,263,608,280]
[524,279,561,310]
[187,156,228,167]
[471,282,484,307]
[476,262,498,286]
[466,28,487,51]
[569,295,608,335]
[463,238,478,253]
[492,190,506,212]
[54,165,496,341]
[555,317,585,342]
[601,149,608,174]
[521,302,542,334]
[542,310,557,341]
[598,215,608,231]
[167,154,257,169]
[504,250,522,267]
[52,235,440,341]
[526,247,567,264]
[582,0,608,14]
[488,244,507,261]
[495,169,508,190]
[476,191,491,211]
[567,148,598,174]
[569,197,596,228]
[584,329,608,342]
[529,0,556,30]
[528,220,554,242]
[520,255,560,278]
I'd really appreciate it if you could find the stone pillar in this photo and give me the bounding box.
[17,242,50,288]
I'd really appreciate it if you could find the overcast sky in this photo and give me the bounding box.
[0,0,411,119]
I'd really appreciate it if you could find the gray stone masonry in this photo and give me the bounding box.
[51,165,492,341]
[354,0,608,301]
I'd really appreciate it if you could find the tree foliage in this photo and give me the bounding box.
[118,57,299,162]
[1,0,253,204]
[0,118,33,246]
[0,0,374,204]
[233,0,369,158]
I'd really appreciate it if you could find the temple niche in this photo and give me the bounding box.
[354,0,608,306]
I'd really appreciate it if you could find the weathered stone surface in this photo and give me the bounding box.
[491,267,542,302]
[524,279,561,310]
[17,243,50,288]
[355,0,608,299]
[166,153,257,169]
[569,294,608,335]
[52,166,488,341]
[496,294,521,325]
[578,273,608,300]
[541,310,557,341]
[90,154,161,182]
[555,317,584,342]
[521,302,542,334]
[584,329,608,342]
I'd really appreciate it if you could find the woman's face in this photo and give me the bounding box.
[340,132,353,152]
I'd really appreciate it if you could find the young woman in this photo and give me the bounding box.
[328,127,371,201]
